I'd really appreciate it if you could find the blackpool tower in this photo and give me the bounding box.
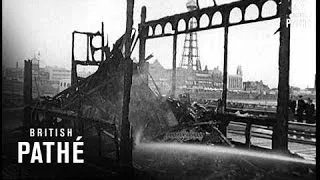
[179,0,202,71]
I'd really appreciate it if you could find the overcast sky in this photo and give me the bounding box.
[2,0,316,89]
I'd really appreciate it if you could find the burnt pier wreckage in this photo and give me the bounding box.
[4,0,316,179]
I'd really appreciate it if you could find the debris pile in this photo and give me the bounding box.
[41,36,177,140]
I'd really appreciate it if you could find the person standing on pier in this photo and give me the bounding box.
[289,96,296,115]
[305,98,315,124]
[297,95,305,122]
[217,98,223,113]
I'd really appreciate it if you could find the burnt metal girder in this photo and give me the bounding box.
[140,0,281,39]
[73,60,103,66]
[71,23,106,85]
[73,30,102,36]
[73,30,104,62]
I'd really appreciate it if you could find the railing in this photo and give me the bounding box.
[228,121,316,146]
[204,103,316,122]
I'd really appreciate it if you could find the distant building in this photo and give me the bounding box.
[228,75,242,90]
[227,66,243,90]
[58,79,71,93]
[31,57,40,72]
[4,58,72,97]
[243,80,269,93]
[32,58,50,85]
[77,70,94,78]
[4,67,24,81]
[148,60,172,95]
[176,68,212,90]
[194,71,213,88]
[2,79,23,95]
[236,65,243,76]
[268,88,278,95]
[212,66,223,88]
[3,62,23,81]
[45,66,71,82]
[305,87,315,92]
[290,86,301,95]
[36,68,50,85]
[30,58,52,98]
[149,61,244,94]
[299,88,315,95]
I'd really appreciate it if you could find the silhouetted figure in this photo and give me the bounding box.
[305,98,315,124]
[215,98,223,114]
[289,97,296,115]
[297,96,305,122]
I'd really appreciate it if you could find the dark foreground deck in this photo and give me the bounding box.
[2,109,316,180]
[2,129,316,180]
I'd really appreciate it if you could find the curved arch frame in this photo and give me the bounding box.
[139,0,280,39]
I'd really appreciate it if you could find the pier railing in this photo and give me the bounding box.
[226,115,316,147]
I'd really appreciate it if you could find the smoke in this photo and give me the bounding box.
[134,127,144,146]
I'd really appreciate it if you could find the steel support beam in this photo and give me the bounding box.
[219,12,230,137]
[120,0,134,168]
[139,6,147,65]
[172,33,178,97]
[71,32,77,85]
[101,22,105,61]
[272,0,291,152]
[139,6,148,85]
[222,14,229,113]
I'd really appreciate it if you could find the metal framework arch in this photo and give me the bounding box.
[140,0,280,39]
[138,0,291,152]
[71,22,108,85]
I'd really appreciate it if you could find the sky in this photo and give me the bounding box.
[2,0,316,89]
